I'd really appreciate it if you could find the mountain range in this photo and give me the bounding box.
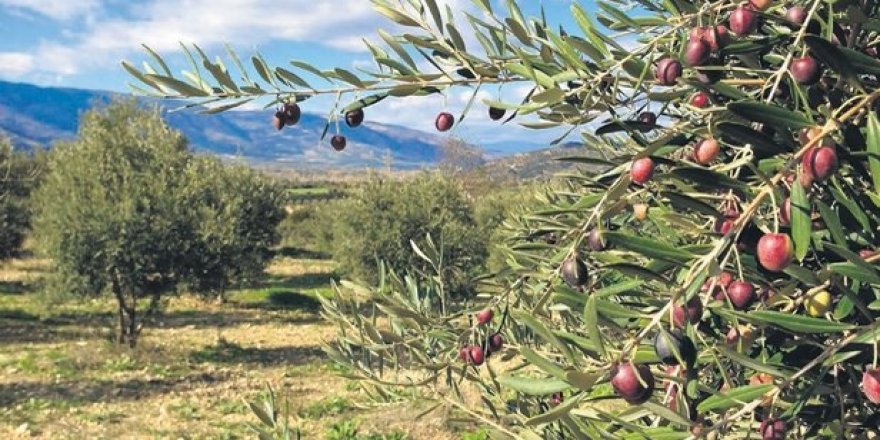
[0,80,468,169]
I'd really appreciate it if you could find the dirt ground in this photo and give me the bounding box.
[0,256,460,439]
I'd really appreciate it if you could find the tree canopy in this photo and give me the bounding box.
[34,100,284,345]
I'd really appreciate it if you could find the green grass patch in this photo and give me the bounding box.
[76,409,127,424]
[324,420,408,440]
[169,400,202,420]
[460,429,489,440]
[229,271,335,310]
[102,355,139,373]
[298,396,352,419]
[1,349,81,378]
[213,398,250,415]
[287,186,332,196]
[7,396,77,419]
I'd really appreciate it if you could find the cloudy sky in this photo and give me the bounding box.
[0,0,598,149]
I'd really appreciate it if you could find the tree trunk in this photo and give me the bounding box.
[215,280,227,304]
[117,302,127,344]
[127,306,138,348]
[111,274,140,348]
[112,278,129,345]
[144,291,162,319]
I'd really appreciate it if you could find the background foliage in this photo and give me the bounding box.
[0,138,44,259]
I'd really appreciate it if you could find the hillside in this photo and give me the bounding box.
[0,80,445,169]
[476,141,607,180]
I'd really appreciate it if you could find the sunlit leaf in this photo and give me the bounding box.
[526,392,584,426]
[791,181,811,261]
[720,309,855,333]
[497,375,570,395]
[584,296,605,359]
[868,113,880,194]
[697,384,775,412]
[728,102,811,130]
[144,74,209,96]
[605,231,694,263]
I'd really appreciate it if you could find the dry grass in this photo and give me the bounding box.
[0,257,49,284]
[0,256,461,439]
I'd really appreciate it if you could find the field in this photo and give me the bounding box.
[0,254,460,439]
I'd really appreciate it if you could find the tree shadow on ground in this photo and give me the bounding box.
[0,307,107,344]
[0,342,327,408]
[273,246,331,260]
[262,272,335,291]
[0,308,39,321]
[0,307,322,346]
[148,308,321,328]
[0,281,29,295]
[0,370,238,408]
[0,321,97,345]
[233,290,322,312]
[189,340,325,366]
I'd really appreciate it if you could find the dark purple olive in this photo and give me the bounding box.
[488,107,506,121]
[435,112,455,132]
[283,102,301,126]
[655,58,682,86]
[790,56,821,85]
[330,135,347,151]
[684,40,710,67]
[345,109,364,127]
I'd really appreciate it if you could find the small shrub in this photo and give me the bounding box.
[328,173,487,297]
[472,185,534,272]
[459,429,488,440]
[178,157,285,298]
[0,138,44,259]
[276,199,340,256]
[325,420,359,440]
[298,397,352,419]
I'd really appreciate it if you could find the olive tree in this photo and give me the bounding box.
[34,101,193,346]
[0,138,43,259]
[329,173,487,297]
[126,0,880,437]
[178,157,285,300]
[34,101,284,345]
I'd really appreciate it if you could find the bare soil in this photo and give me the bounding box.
[0,257,458,439]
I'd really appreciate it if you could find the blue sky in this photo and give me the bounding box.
[0,0,596,149]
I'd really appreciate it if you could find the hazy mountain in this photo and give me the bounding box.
[477,142,606,180]
[481,139,551,158]
[0,80,449,169]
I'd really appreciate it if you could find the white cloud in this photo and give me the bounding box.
[0,53,35,76]
[0,0,491,80]
[81,0,379,53]
[0,0,392,79]
[0,0,101,20]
